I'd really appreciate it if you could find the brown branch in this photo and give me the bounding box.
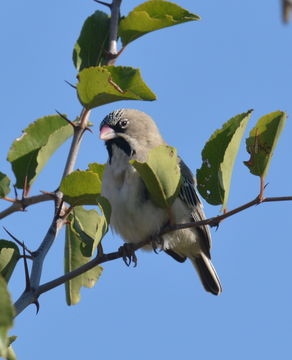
[163,195,292,233]
[34,194,292,296]
[37,237,151,296]
[0,193,55,220]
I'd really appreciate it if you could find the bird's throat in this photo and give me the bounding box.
[106,137,133,163]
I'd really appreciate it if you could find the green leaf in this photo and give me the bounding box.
[7,337,16,347]
[77,66,156,109]
[7,115,74,189]
[130,145,181,208]
[244,111,286,179]
[73,11,110,71]
[5,337,17,360]
[71,205,110,256]
[197,110,253,209]
[0,275,15,359]
[119,0,200,46]
[0,241,20,282]
[65,207,105,305]
[87,162,106,181]
[0,173,11,198]
[6,345,17,360]
[60,170,104,206]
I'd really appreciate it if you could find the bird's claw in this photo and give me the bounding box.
[151,235,165,253]
[119,243,137,267]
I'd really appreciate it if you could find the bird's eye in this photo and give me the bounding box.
[119,119,129,129]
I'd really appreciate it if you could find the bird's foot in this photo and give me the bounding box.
[151,221,170,253]
[119,243,137,267]
[151,234,165,254]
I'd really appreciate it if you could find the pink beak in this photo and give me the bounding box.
[99,124,117,141]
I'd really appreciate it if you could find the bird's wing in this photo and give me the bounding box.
[178,159,212,256]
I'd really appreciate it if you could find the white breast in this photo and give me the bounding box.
[101,145,202,256]
[101,145,166,243]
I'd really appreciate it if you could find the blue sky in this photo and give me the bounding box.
[1,0,292,359]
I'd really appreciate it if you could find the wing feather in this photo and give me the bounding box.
[178,159,212,256]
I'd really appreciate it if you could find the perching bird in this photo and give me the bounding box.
[282,0,292,23]
[100,109,222,295]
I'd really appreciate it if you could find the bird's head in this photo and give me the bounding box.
[99,109,164,161]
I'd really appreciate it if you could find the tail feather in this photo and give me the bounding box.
[191,253,222,295]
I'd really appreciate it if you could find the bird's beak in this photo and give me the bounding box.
[99,124,117,141]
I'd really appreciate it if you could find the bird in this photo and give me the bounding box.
[282,0,292,23]
[99,108,222,295]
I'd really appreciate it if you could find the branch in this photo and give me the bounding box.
[37,237,151,296]
[62,108,91,178]
[162,195,292,233]
[0,193,55,220]
[14,82,91,318]
[32,194,292,297]
[14,0,123,317]
[107,0,122,65]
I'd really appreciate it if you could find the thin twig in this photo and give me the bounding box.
[0,193,55,220]
[62,108,91,179]
[35,194,292,296]
[162,195,292,233]
[3,197,16,203]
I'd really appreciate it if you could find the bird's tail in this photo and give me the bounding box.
[190,253,222,295]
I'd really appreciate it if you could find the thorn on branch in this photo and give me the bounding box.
[84,126,93,134]
[34,299,40,314]
[64,80,77,89]
[20,241,32,293]
[3,227,34,256]
[94,0,112,9]
[55,110,76,128]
